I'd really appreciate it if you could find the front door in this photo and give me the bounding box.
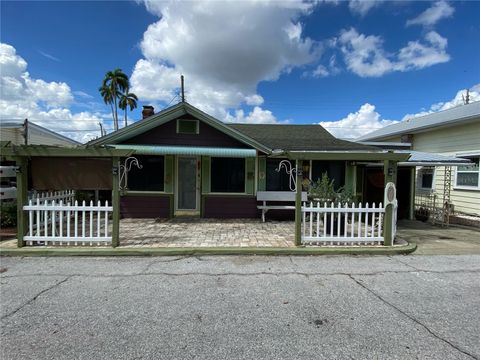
[175,156,200,215]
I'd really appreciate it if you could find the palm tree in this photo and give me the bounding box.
[99,84,115,125]
[100,69,129,131]
[119,91,138,128]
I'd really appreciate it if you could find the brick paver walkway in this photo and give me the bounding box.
[120,218,295,247]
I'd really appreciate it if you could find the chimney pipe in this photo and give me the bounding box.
[142,105,155,119]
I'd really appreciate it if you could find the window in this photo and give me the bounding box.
[127,156,164,191]
[311,161,345,191]
[418,167,434,190]
[177,119,199,134]
[455,157,479,189]
[210,157,245,193]
[266,158,291,191]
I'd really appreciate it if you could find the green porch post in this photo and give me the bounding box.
[112,157,120,248]
[409,167,416,220]
[15,157,28,248]
[295,160,303,246]
[383,159,397,246]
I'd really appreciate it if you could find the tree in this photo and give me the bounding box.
[119,91,138,128]
[99,69,129,131]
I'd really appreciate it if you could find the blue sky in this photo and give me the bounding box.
[1,0,479,141]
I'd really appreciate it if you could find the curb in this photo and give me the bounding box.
[0,243,417,257]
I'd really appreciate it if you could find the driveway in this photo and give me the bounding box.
[397,220,480,255]
[1,255,479,359]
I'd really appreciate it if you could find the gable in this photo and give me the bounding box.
[121,114,250,148]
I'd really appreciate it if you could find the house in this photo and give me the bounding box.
[86,102,401,219]
[358,101,480,223]
[0,119,79,201]
[0,119,79,147]
[4,101,408,247]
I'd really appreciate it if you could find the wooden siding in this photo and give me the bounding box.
[411,122,480,153]
[120,194,171,218]
[0,128,23,144]
[203,195,259,218]
[375,121,480,216]
[121,114,249,148]
[430,166,480,216]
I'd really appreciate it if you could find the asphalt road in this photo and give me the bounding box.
[1,255,479,360]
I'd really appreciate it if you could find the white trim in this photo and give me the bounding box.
[453,156,480,191]
[417,166,435,191]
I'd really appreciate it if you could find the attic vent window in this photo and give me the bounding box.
[177,119,199,134]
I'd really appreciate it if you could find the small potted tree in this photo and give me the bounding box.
[308,173,354,235]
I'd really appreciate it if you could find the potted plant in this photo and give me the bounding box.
[308,173,354,236]
[415,207,430,222]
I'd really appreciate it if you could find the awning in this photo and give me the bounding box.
[110,145,257,158]
[396,150,471,166]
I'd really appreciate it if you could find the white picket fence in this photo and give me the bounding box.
[301,202,385,245]
[23,199,112,246]
[29,190,75,204]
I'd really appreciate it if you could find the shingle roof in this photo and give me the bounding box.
[228,124,377,152]
[357,101,480,141]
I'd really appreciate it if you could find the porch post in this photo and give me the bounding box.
[295,160,303,246]
[15,157,28,248]
[383,160,397,246]
[409,167,416,220]
[111,157,120,248]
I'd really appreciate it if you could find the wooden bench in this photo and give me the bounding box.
[257,191,308,222]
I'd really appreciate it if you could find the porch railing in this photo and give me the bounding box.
[301,202,385,245]
[23,199,112,246]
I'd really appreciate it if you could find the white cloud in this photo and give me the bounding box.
[0,43,107,143]
[406,1,454,27]
[339,28,450,77]
[348,0,383,16]
[402,84,480,120]
[225,106,279,124]
[318,103,397,139]
[132,0,319,122]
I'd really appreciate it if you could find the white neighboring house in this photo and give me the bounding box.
[1,119,79,200]
[0,119,79,147]
[358,101,480,218]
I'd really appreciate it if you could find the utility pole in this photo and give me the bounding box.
[99,122,105,137]
[181,75,185,102]
[23,119,29,145]
[462,89,470,105]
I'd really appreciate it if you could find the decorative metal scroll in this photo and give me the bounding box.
[119,157,142,190]
[275,160,297,191]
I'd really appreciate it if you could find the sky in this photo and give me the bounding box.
[1,0,479,143]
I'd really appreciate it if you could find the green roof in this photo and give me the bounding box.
[228,124,376,152]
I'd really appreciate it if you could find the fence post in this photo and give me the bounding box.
[295,160,303,246]
[111,157,120,248]
[15,157,28,248]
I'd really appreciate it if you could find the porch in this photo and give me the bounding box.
[119,218,294,248]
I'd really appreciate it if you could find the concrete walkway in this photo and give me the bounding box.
[397,220,480,255]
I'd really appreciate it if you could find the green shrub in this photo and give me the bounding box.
[0,201,17,227]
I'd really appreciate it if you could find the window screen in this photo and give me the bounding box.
[210,157,245,193]
[311,161,345,190]
[177,119,198,134]
[127,156,165,191]
[456,157,479,188]
[266,158,291,191]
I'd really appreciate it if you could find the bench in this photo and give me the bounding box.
[257,191,308,222]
